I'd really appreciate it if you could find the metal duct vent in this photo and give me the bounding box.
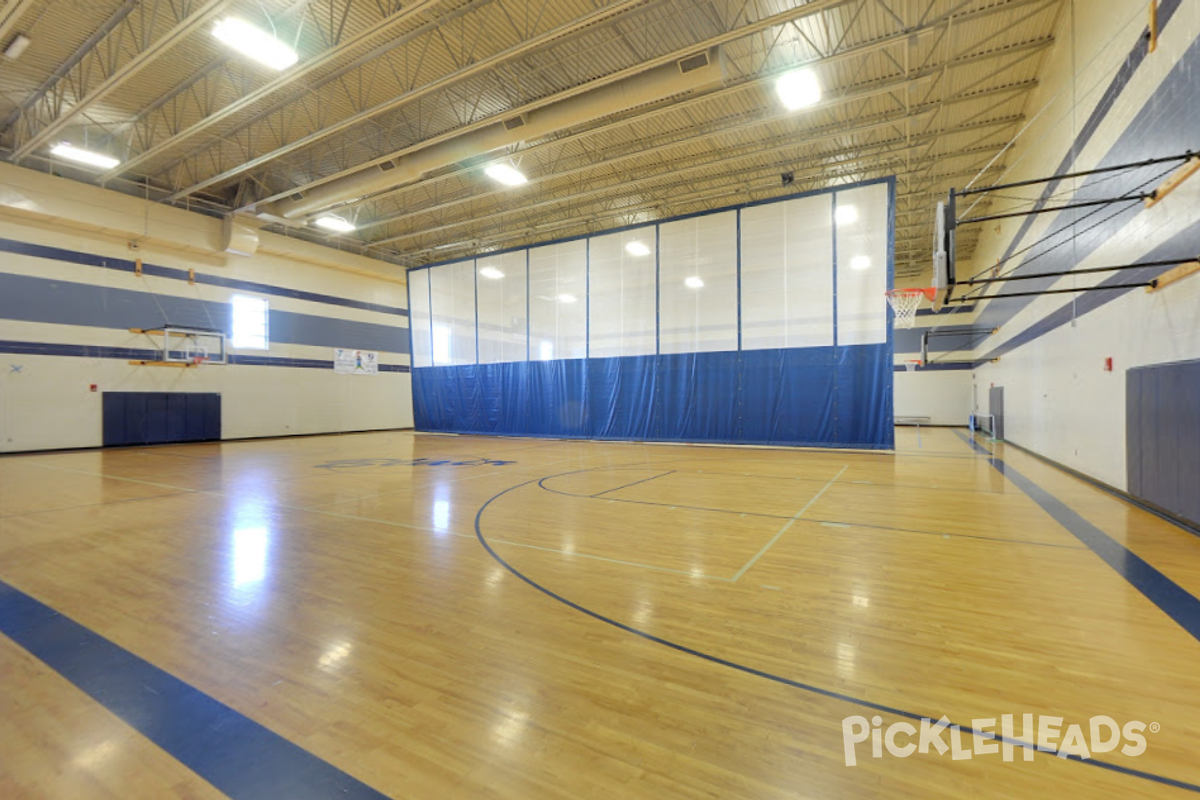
[678,52,710,74]
[290,192,304,202]
[502,115,527,131]
[380,160,397,171]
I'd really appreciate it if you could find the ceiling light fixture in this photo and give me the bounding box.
[685,276,704,289]
[485,163,527,187]
[212,18,299,71]
[835,204,859,225]
[850,255,872,271]
[557,293,577,303]
[479,266,505,280]
[50,143,120,170]
[775,67,821,111]
[625,241,651,257]
[314,214,355,233]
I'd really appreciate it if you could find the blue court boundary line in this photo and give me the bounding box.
[473,467,1200,794]
[0,579,392,800]
[537,468,1083,550]
[954,430,1200,643]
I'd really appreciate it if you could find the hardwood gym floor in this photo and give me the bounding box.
[1,428,1198,799]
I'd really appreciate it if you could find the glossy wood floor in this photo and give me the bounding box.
[2,428,1199,799]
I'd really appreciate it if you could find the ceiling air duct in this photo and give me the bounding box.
[261,48,725,221]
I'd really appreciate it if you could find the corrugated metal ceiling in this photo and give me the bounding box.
[0,0,1067,280]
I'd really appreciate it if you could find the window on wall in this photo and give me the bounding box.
[409,269,433,367]
[588,226,656,358]
[741,193,834,350]
[231,295,269,350]
[835,183,889,345]
[659,211,738,354]
[477,251,528,364]
[430,260,477,366]
[529,239,586,361]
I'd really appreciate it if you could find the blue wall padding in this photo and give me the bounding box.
[102,392,221,446]
[1127,359,1200,527]
[412,345,894,449]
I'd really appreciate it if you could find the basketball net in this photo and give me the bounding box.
[885,287,936,329]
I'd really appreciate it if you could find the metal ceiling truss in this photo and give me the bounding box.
[329,19,1044,233]
[89,0,445,181]
[389,143,1009,266]
[4,0,236,161]
[157,0,716,202]
[362,115,1023,252]
[226,0,1051,215]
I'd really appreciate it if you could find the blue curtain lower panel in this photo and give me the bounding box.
[412,345,893,450]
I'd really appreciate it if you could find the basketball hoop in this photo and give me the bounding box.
[903,359,921,372]
[885,287,936,329]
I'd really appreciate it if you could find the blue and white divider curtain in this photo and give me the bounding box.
[408,178,895,449]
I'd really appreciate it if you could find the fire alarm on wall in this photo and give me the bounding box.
[89,384,98,392]
[1103,357,1113,372]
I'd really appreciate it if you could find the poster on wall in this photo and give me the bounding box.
[334,348,379,375]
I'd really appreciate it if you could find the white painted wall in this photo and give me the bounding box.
[964,0,1200,489]
[894,369,972,426]
[0,163,412,453]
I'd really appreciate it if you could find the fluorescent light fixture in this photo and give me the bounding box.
[314,214,355,233]
[50,143,119,170]
[485,163,527,186]
[835,204,858,225]
[557,293,577,304]
[479,265,504,280]
[4,34,31,61]
[625,241,651,257]
[850,255,872,271]
[685,276,704,289]
[213,18,298,71]
[776,68,821,111]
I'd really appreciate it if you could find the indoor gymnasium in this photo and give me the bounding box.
[1,0,1199,797]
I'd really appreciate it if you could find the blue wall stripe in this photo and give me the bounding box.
[0,579,392,800]
[0,272,410,355]
[916,304,974,317]
[0,339,411,373]
[955,431,1200,644]
[0,237,408,318]
[962,3,1192,345]
[893,362,973,372]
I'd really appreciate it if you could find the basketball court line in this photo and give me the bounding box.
[472,472,1200,796]
[955,431,1200,644]
[731,465,848,582]
[536,469,1084,550]
[591,470,676,497]
[0,579,393,800]
[660,466,1015,496]
[0,490,197,520]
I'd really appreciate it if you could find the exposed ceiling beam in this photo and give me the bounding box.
[99,0,445,180]
[9,0,236,163]
[379,143,1010,261]
[230,0,1052,214]
[164,0,736,203]
[347,78,1032,238]
[0,0,36,43]
[92,0,441,181]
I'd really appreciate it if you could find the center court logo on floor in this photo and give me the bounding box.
[841,714,1155,766]
[315,456,516,471]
